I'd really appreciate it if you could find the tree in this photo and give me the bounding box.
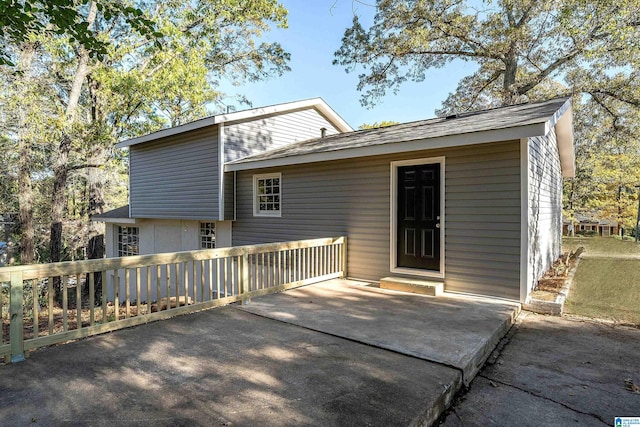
[565,102,640,234]
[336,0,640,235]
[358,120,399,129]
[335,0,640,120]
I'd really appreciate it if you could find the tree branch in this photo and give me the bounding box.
[67,164,102,171]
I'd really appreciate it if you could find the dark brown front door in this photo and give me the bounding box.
[397,163,441,271]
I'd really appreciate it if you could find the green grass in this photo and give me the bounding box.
[562,239,640,326]
[563,236,640,256]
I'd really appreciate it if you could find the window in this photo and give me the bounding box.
[118,226,139,256]
[253,173,281,217]
[200,222,216,248]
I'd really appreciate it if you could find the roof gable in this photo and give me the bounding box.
[116,98,353,148]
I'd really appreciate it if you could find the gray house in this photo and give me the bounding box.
[96,97,574,302]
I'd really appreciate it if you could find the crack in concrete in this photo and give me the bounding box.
[477,374,609,425]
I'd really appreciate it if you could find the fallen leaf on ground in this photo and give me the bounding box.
[624,378,640,394]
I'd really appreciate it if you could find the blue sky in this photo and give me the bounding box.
[218,0,477,128]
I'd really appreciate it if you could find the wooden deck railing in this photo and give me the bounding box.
[0,237,346,363]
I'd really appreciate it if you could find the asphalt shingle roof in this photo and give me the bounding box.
[91,205,130,220]
[228,97,570,165]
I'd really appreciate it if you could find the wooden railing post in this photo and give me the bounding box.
[240,253,250,305]
[341,237,347,279]
[9,271,26,363]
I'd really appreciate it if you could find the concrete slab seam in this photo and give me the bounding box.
[233,306,465,376]
[235,306,467,426]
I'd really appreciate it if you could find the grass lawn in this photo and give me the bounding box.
[563,236,640,255]
[562,237,640,326]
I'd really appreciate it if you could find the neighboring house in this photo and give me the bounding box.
[95,97,574,303]
[563,216,619,236]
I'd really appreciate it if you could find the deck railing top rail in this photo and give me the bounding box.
[0,237,345,281]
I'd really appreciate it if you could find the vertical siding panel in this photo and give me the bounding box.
[233,141,522,299]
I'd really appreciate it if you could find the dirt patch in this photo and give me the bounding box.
[531,248,582,300]
[528,290,557,301]
[2,302,155,344]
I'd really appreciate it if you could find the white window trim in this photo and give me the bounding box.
[253,172,282,217]
[390,157,445,279]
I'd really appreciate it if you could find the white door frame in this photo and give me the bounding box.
[390,157,446,279]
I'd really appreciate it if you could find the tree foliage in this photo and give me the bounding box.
[358,120,399,129]
[0,0,160,66]
[0,0,290,266]
[335,0,640,116]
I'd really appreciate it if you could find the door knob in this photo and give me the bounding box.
[435,223,440,228]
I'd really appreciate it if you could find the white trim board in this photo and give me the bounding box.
[519,138,530,303]
[96,217,137,225]
[218,123,225,220]
[389,157,446,279]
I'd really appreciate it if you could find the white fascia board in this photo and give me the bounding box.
[225,122,547,172]
[116,98,352,149]
[91,217,137,224]
[553,104,575,178]
[312,100,353,132]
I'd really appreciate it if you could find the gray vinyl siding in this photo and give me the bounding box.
[130,127,219,219]
[233,140,522,299]
[224,108,340,162]
[224,172,235,220]
[527,129,563,294]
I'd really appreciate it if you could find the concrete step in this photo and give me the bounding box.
[379,277,444,296]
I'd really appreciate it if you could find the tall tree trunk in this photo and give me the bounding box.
[18,139,35,264]
[49,132,72,264]
[50,2,98,305]
[82,73,108,301]
[16,44,36,264]
[49,1,98,267]
[86,152,106,300]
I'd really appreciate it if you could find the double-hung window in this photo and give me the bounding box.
[253,173,281,217]
[117,226,139,256]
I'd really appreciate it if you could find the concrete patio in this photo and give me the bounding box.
[0,279,520,426]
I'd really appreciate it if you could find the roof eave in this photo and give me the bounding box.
[225,122,547,172]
